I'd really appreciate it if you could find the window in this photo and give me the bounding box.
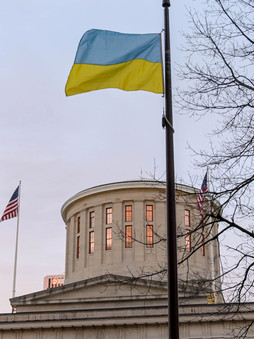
[125,205,132,222]
[186,229,191,252]
[185,209,190,227]
[146,205,154,248]
[77,216,80,234]
[76,217,81,259]
[124,206,133,250]
[146,225,154,248]
[47,277,64,289]
[89,231,94,254]
[76,236,80,258]
[200,215,205,256]
[125,225,132,248]
[201,233,205,256]
[106,208,112,225]
[89,211,95,228]
[200,214,204,225]
[146,205,153,222]
[106,227,112,250]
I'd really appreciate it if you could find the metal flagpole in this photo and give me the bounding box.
[207,167,216,302]
[12,181,21,299]
[162,1,180,338]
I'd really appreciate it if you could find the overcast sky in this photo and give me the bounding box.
[0,0,213,312]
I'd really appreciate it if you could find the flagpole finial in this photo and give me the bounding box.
[162,0,170,7]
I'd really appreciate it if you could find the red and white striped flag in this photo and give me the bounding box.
[197,172,208,212]
[0,186,19,222]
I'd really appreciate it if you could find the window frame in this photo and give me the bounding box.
[146,224,154,248]
[77,216,81,234]
[89,230,94,254]
[200,215,205,256]
[106,207,112,225]
[185,209,190,227]
[201,233,205,256]
[146,205,153,223]
[89,211,95,228]
[105,227,112,250]
[125,225,132,248]
[125,205,132,222]
[76,235,80,259]
[186,229,191,252]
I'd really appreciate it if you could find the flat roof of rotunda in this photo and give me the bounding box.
[61,180,200,222]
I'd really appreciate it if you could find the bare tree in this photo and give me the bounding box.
[177,0,254,336]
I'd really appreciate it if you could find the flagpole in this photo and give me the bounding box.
[12,181,21,299]
[162,1,180,338]
[207,167,216,302]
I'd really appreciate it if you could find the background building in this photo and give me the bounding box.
[43,274,65,290]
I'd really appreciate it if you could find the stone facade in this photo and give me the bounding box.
[0,181,253,338]
[61,180,220,299]
[8,274,254,338]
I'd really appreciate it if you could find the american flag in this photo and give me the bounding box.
[197,172,208,212]
[0,186,19,222]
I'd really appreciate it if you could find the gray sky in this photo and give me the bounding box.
[0,0,212,312]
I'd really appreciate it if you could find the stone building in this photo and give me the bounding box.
[1,180,254,338]
[61,180,221,302]
[43,274,65,290]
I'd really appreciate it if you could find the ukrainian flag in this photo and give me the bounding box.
[65,29,163,96]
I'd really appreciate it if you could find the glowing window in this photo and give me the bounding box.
[201,233,205,256]
[186,229,191,252]
[185,209,190,227]
[200,214,204,225]
[89,231,94,254]
[146,225,154,248]
[106,208,112,225]
[125,205,132,222]
[90,211,95,228]
[125,225,132,248]
[106,227,112,250]
[146,205,153,222]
